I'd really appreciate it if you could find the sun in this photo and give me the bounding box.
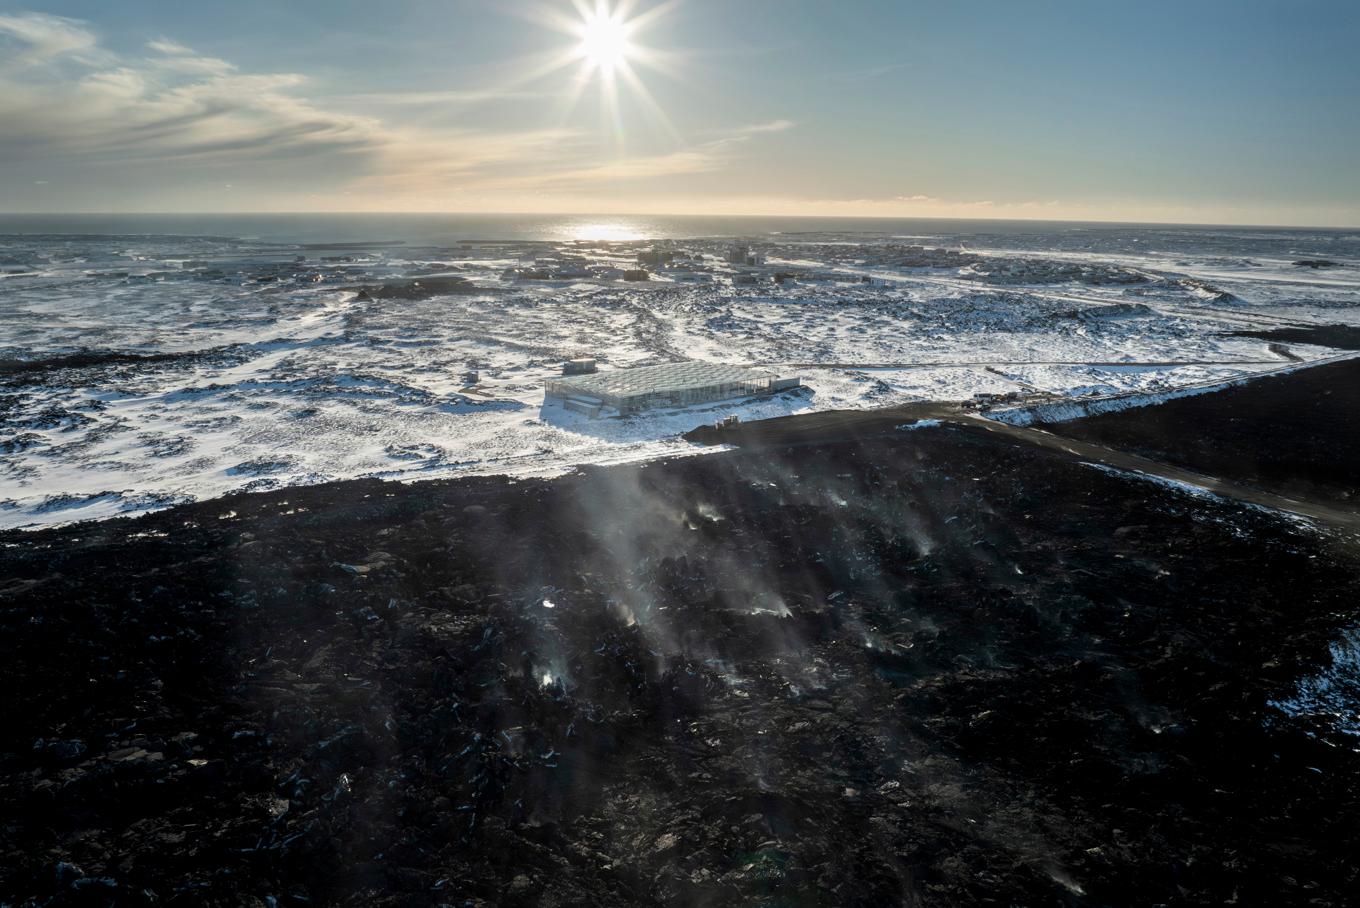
[511,0,680,141]
[576,7,633,72]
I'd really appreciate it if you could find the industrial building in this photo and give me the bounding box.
[544,362,800,417]
[726,244,766,267]
[637,248,676,267]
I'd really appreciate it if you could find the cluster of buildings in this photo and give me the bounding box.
[725,244,767,267]
[500,252,594,281]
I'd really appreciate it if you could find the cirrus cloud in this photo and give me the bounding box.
[0,9,797,211]
[0,12,379,166]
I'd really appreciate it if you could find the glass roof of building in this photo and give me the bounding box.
[548,362,773,400]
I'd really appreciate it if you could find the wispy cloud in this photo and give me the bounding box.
[480,145,723,190]
[145,38,193,56]
[340,89,552,107]
[352,127,583,195]
[145,37,237,76]
[739,118,796,134]
[0,10,795,209]
[0,12,100,66]
[475,118,798,194]
[0,12,377,167]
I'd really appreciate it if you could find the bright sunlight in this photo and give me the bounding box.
[576,5,633,72]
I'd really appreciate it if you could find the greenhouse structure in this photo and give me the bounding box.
[544,361,800,417]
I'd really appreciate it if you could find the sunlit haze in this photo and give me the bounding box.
[1,0,1357,225]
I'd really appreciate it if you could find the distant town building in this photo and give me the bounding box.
[726,244,766,267]
[637,249,676,267]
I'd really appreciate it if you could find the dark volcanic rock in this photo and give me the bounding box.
[1050,355,1360,504]
[1230,324,1360,351]
[1,417,1358,905]
[0,349,197,378]
[348,276,480,300]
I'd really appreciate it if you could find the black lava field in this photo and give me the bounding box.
[4,394,1360,905]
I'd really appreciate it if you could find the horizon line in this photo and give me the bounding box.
[1,210,1357,232]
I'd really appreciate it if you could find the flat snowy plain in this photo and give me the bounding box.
[2,225,1357,529]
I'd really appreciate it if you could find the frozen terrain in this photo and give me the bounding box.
[2,221,1358,529]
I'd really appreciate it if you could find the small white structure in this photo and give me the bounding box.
[545,362,800,417]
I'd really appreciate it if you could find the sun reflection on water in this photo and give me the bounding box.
[568,221,647,242]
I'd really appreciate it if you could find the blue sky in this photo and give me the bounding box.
[1,0,1357,224]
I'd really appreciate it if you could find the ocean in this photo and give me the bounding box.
[2,212,1358,256]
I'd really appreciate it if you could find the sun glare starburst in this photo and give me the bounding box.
[576,7,634,72]
[504,0,681,143]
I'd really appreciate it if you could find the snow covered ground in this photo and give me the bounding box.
[2,225,1358,529]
